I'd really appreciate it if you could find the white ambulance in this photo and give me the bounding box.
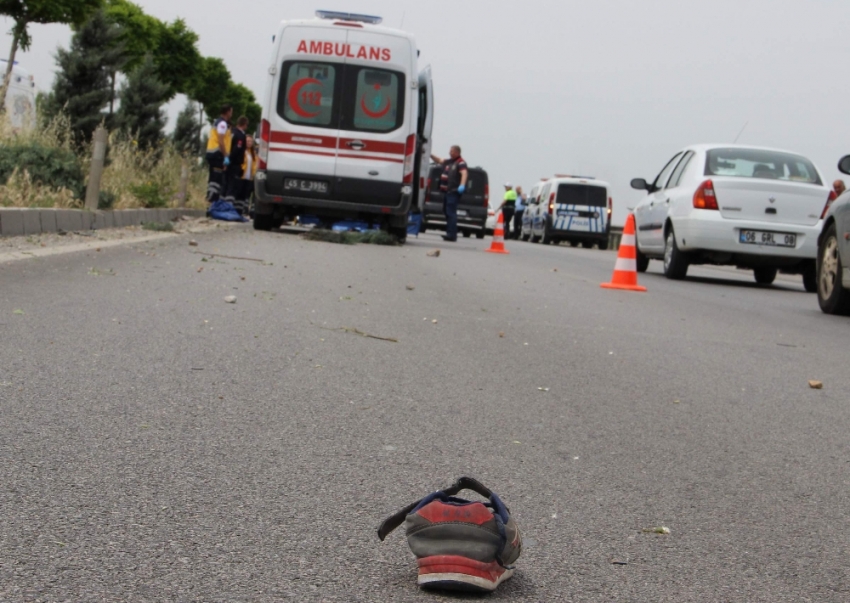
[255,11,434,242]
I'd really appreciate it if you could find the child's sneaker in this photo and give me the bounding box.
[378,477,522,592]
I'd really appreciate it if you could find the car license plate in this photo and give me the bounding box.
[457,210,468,217]
[284,178,328,194]
[739,230,796,247]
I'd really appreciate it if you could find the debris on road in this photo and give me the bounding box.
[426,249,441,257]
[315,323,399,343]
[406,284,415,290]
[499,331,505,338]
[809,380,824,389]
[538,387,550,392]
[193,251,265,263]
[610,559,629,566]
[224,296,237,304]
[431,319,438,324]
[197,267,203,273]
[642,526,671,535]
[13,309,24,315]
[189,240,199,247]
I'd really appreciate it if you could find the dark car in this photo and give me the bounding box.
[421,164,490,238]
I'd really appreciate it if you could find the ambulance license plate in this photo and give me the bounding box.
[285,178,329,194]
[739,230,796,247]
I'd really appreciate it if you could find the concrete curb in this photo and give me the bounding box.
[0,208,206,237]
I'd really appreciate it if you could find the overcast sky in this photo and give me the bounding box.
[4,0,850,224]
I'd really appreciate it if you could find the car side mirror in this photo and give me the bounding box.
[630,178,649,191]
[839,155,850,175]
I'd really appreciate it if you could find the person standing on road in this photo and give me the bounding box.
[500,183,517,239]
[237,135,259,217]
[833,180,846,198]
[205,104,233,204]
[513,186,525,239]
[430,145,468,242]
[224,116,249,213]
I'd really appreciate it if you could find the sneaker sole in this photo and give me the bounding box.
[417,556,513,593]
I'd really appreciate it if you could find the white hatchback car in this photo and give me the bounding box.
[631,145,833,290]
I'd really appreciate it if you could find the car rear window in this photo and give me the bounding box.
[278,61,339,128]
[705,148,822,185]
[556,184,607,207]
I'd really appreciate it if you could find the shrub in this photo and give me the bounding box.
[128,181,167,208]
[0,143,84,198]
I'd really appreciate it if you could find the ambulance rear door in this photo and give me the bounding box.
[265,25,347,200]
[333,30,415,208]
[415,65,434,212]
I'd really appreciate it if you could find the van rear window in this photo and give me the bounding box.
[347,67,404,133]
[278,62,404,133]
[279,62,339,128]
[556,184,607,207]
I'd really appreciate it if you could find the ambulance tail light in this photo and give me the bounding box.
[259,119,270,169]
[548,192,556,214]
[484,184,489,207]
[608,197,613,216]
[821,190,838,219]
[693,179,719,210]
[402,134,416,184]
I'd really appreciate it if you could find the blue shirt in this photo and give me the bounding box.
[515,194,526,211]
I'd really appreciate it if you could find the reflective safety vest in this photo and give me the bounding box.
[503,190,517,206]
[206,118,232,155]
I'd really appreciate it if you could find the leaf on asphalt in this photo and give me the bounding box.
[224,296,237,304]
[499,332,505,338]
[432,319,438,324]
[13,309,24,315]
[406,284,415,291]
[538,387,550,392]
[189,240,199,246]
[809,380,824,389]
[426,249,441,257]
[642,526,670,535]
[197,267,203,273]
[513,441,522,445]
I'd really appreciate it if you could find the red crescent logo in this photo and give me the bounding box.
[288,78,322,118]
[360,95,391,119]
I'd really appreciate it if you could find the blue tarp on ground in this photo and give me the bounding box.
[208,200,247,222]
[407,213,422,237]
[332,220,375,233]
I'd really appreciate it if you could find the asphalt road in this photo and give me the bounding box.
[1,226,848,602]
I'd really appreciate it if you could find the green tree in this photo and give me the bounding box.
[0,0,104,108]
[172,100,201,156]
[153,19,201,98]
[42,9,124,145]
[116,54,169,151]
[221,82,262,131]
[191,57,232,121]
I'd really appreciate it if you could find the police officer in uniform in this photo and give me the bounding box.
[500,183,517,239]
[430,145,468,242]
[205,104,233,204]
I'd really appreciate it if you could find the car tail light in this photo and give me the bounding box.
[608,196,613,216]
[402,134,416,184]
[548,192,556,214]
[821,190,838,219]
[484,184,489,207]
[693,179,719,210]
[258,119,270,169]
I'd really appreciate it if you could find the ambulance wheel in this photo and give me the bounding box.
[253,214,275,231]
[462,231,471,238]
[476,231,485,239]
[388,227,407,244]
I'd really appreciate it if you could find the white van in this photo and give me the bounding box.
[528,176,612,248]
[1,60,36,131]
[255,11,434,242]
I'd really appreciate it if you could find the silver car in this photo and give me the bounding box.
[817,155,850,314]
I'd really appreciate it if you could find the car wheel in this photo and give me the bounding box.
[581,241,592,249]
[541,229,552,245]
[521,233,530,242]
[598,239,609,251]
[753,267,777,285]
[476,231,485,239]
[462,231,471,238]
[802,260,817,293]
[388,226,407,244]
[817,223,850,314]
[636,242,650,273]
[569,240,578,247]
[663,229,689,280]
[530,231,540,243]
[253,214,275,231]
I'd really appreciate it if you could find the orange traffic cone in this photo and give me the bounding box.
[486,211,510,255]
[600,214,646,292]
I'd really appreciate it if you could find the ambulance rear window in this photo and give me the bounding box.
[345,67,405,133]
[556,184,607,207]
[278,61,339,128]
